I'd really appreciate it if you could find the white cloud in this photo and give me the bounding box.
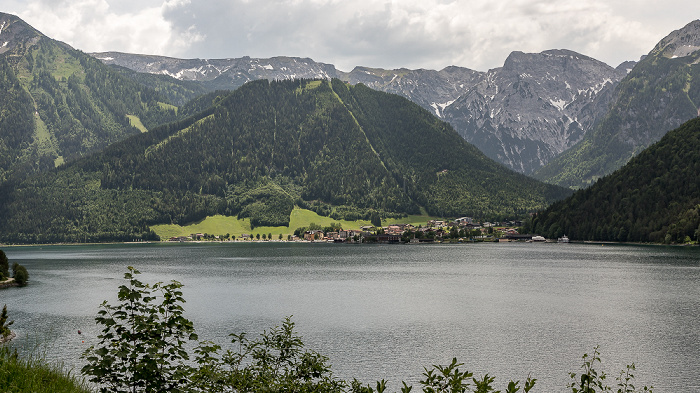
[5,0,700,71]
[5,0,198,55]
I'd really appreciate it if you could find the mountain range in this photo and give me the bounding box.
[92,49,630,176]
[93,20,700,186]
[0,12,183,184]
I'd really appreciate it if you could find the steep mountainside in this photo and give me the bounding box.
[0,79,570,243]
[526,117,700,244]
[0,12,180,184]
[443,50,629,174]
[340,66,485,118]
[536,20,700,188]
[92,50,627,174]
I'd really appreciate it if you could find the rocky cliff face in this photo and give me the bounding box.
[340,66,485,118]
[0,13,44,56]
[442,50,629,174]
[92,49,630,174]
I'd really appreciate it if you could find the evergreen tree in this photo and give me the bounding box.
[0,251,8,279]
[0,304,13,340]
[12,263,29,287]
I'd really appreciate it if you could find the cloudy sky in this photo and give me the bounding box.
[5,0,699,72]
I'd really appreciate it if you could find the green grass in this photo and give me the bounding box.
[0,346,91,393]
[127,115,148,133]
[157,102,178,113]
[295,80,323,94]
[24,112,64,167]
[50,52,83,81]
[150,208,442,240]
[151,215,254,240]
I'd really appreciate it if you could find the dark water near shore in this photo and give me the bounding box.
[2,242,699,392]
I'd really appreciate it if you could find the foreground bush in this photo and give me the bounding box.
[81,267,654,393]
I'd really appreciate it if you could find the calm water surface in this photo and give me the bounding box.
[1,242,699,392]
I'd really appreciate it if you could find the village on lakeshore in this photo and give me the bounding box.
[167,217,560,244]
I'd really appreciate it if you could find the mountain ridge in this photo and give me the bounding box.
[535,19,700,188]
[443,49,628,174]
[92,48,630,174]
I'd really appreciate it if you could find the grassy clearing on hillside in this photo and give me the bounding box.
[50,53,83,81]
[150,208,442,240]
[157,102,178,113]
[127,115,148,133]
[23,112,64,167]
[295,80,323,94]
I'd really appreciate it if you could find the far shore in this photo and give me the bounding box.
[1,239,697,248]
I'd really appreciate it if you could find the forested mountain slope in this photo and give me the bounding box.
[526,117,700,243]
[535,20,700,188]
[0,12,181,184]
[0,79,570,243]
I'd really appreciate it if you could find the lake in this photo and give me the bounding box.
[1,242,699,392]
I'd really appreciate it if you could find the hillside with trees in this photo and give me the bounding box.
[526,117,700,243]
[0,79,570,243]
[0,12,184,185]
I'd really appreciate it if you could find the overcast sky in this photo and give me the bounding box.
[5,0,699,72]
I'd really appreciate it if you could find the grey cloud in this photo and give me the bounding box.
[162,0,473,70]
[8,0,700,73]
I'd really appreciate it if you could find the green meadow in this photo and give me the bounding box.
[150,208,441,240]
[127,115,148,133]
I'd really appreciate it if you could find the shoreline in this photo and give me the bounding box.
[1,239,697,248]
[0,277,18,289]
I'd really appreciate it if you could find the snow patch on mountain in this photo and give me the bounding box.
[431,99,456,117]
[549,98,566,111]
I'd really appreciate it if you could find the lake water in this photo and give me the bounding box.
[1,242,699,392]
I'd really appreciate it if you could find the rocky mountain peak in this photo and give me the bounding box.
[503,49,593,69]
[442,49,628,174]
[0,12,43,55]
[615,60,637,74]
[651,19,700,59]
